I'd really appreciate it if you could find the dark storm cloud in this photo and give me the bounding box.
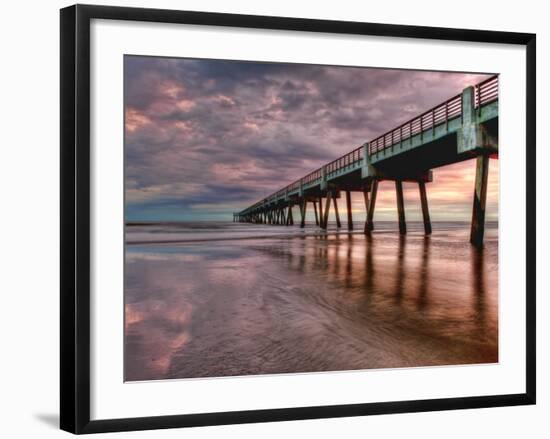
[124,56,490,220]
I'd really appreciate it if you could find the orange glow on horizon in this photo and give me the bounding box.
[309,158,498,223]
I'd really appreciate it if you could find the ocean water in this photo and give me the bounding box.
[124,221,498,381]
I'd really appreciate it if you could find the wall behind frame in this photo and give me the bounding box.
[0,0,546,438]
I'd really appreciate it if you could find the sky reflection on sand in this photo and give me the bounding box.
[124,224,497,381]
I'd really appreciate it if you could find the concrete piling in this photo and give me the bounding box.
[333,194,342,228]
[313,201,319,226]
[346,191,353,230]
[419,181,432,235]
[322,192,332,230]
[395,180,406,235]
[470,154,489,247]
[366,180,378,233]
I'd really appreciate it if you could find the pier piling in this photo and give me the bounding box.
[470,154,489,247]
[395,181,406,235]
[287,202,294,225]
[322,192,332,230]
[334,194,342,228]
[419,181,432,235]
[318,197,324,228]
[313,201,319,226]
[366,180,378,233]
[362,189,370,234]
[346,191,353,230]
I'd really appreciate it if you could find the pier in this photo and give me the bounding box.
[235,75,498,247]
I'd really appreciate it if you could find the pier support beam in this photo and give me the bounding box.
[333,195,342,228]
[318,197,324,228]
[346,191,353,230]
[470,154,489,247]
[313,201,319,226]
[418,182,432,235]
[322,192,332,230]
[395,180,406,235]
[300,199,307,228]
[287,203,294,226]
[362,189,370,234]
[366,180,378,234]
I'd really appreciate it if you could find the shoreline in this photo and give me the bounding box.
[126,222,498,246]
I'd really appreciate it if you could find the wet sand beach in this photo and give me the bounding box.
[124,222,498,381]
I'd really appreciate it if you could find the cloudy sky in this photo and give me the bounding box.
[125,56,498,222]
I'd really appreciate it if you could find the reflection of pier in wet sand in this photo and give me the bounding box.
[124,224,497,381]
[266,232,495,349]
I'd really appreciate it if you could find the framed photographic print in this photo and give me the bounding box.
[60,4,536,434]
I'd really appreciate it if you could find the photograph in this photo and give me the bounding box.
[0,0,541,436]
[123,56,499,382]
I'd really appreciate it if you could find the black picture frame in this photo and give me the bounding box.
[60,4,536,434]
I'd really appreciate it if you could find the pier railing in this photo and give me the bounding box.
[369,75,498,155]
[475,75,499,107]
[302,168,322,185]
[368,93,462,154]
[326,145,364,177]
